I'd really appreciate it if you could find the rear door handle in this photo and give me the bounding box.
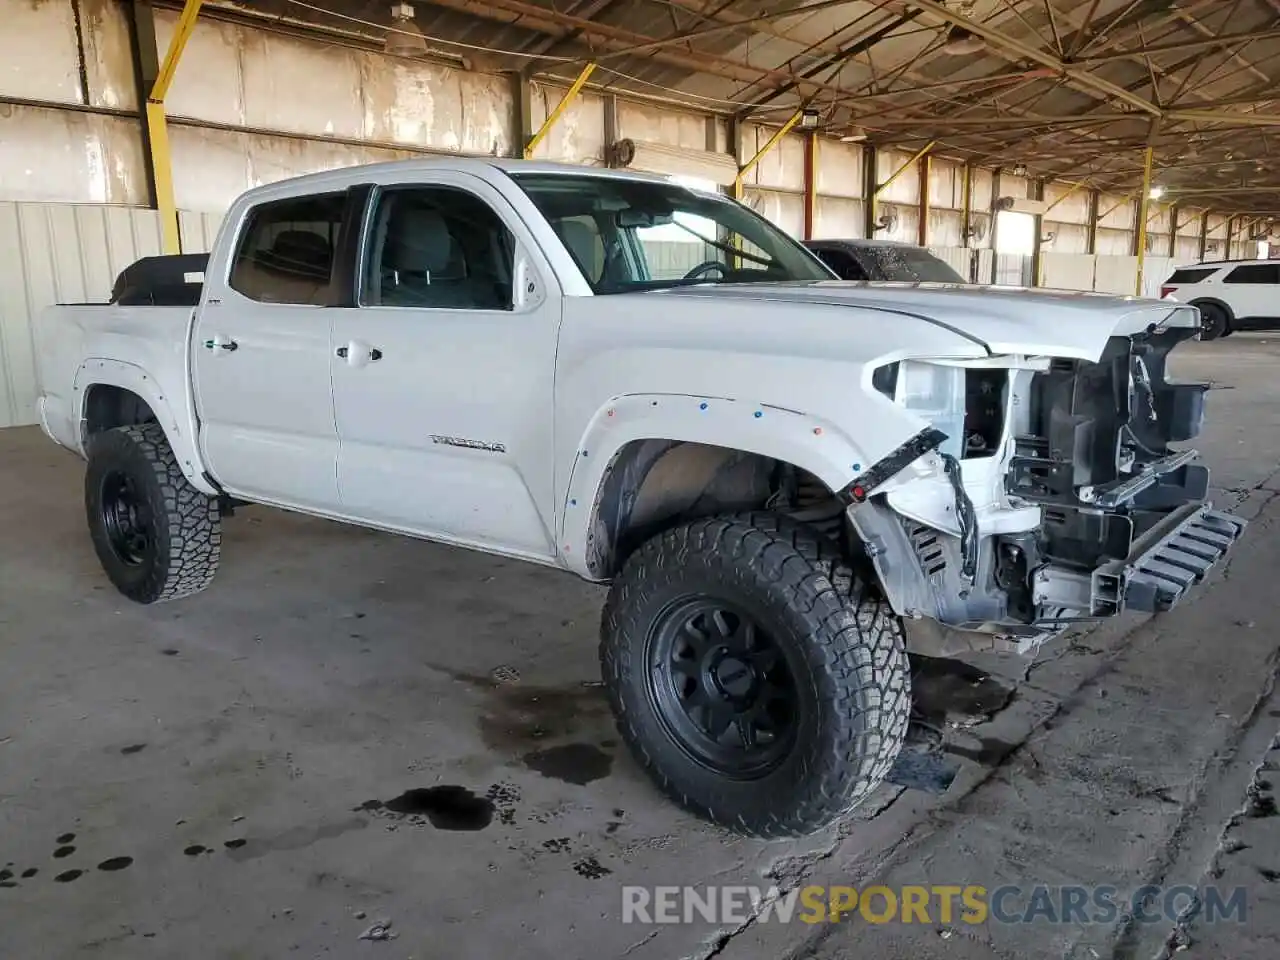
[336,341,382,365]
[203,336,238,352]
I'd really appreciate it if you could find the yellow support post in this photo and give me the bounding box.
[1042,178,1089,216]
[733,109,805,201]
[918,153,931,247]
[524,63,596,160]
[869,140,935,234]
[147,0,204,254]
[1135,145,1154,296]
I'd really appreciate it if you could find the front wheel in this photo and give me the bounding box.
[600,513,909,838]
[85,423,221,603]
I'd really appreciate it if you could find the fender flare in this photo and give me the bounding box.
[73,358,217,495]
[557,393,874,579]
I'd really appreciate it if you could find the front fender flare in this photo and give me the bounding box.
[557,393,874,579]
[74,359,216,495]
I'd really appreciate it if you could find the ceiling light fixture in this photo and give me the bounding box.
[941,25,985,56]
[800,108,821,130]
[1012,162,1028,177]
[1149,186,1165,199]
[385,2,428,57]
[840,127,868,143]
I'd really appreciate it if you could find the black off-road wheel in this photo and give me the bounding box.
[1194,302,1230,340]
[600,513,910,838]
[85,423,221,604]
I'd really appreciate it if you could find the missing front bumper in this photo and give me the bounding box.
[1092,503,1246,614]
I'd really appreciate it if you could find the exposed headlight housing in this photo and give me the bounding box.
[895,360,966,460]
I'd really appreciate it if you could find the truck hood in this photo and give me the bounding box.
[658,281,1198,361]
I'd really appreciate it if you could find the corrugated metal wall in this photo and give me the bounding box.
[0,202,164,427]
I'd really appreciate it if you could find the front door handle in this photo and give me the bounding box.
[203,336,238,352]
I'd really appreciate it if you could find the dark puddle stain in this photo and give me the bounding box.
[542,838,572,853]
[224,839,246,849]
[120,744,147,755]
[522,743,613,785]
[359,787,493,831]
[225,819,367,862]
[161,649,179,656]
[428,665,613,753]
[0,869,11,882]
[1259,868,1280,883]
[183,845,210,856]
[910,655,1015,727]
[21,868,37,879]
[97,857,133,872]
[54,870,83,883]
[53,846,75,859]
[0,882,15,889]
[56,833,75,844]
[573,856,612,879]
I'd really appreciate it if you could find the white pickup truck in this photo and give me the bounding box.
[35,158,1245,837]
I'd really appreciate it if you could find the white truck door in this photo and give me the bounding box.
[330,177,560,560]
[192,190,347,511]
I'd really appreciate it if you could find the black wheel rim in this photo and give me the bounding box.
[99,469,152,566]
[645,597,798,778]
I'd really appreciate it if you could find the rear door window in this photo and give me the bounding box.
[1223,264,1280,284]
[1166,267,1217,284]
[229,193,346,305]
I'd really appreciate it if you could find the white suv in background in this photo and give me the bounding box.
[1160,259,1280,340]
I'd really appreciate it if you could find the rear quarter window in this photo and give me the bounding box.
[1166,267,1217,284]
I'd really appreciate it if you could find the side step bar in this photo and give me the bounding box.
[1093,504,1247,614]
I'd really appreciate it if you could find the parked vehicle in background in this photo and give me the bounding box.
[34,158,1245,838]
[803,238,968,283]
[1159,259,1280,339]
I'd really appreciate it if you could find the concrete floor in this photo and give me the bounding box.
[1,336,1278,960]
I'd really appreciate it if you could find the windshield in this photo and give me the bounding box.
[861,246,966,283]
[510,173,833,293]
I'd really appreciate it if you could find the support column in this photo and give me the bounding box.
[1030,178,1045,287]
[1199,210,1210,261]
[1135,145,1154,296]
[146,0,205,254]
[126,0,161,209]
[803,132,818,240]
[989,167,1002,284]
[918,153,931,247]
[1169,204,1179,258]
[862,144,878,237]
[1086,189,1099,256]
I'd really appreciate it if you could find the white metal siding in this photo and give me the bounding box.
[0,202,164,428]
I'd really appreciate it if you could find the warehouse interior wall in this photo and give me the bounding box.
[0,0,1247,427]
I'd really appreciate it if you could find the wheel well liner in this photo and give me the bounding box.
[83,384,157,439]
[583,439,839,578]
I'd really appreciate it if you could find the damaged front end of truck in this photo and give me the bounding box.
[847,303,1246,656]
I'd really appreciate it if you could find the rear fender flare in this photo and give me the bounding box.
[74,359,216,495]
[558,393,873,579]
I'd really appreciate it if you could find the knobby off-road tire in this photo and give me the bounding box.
[600,512,910,838]
[85,423,220,604]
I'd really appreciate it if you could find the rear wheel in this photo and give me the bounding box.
[85,423,220,603]
[600,513,909,838]
[1194,302,1230,340]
